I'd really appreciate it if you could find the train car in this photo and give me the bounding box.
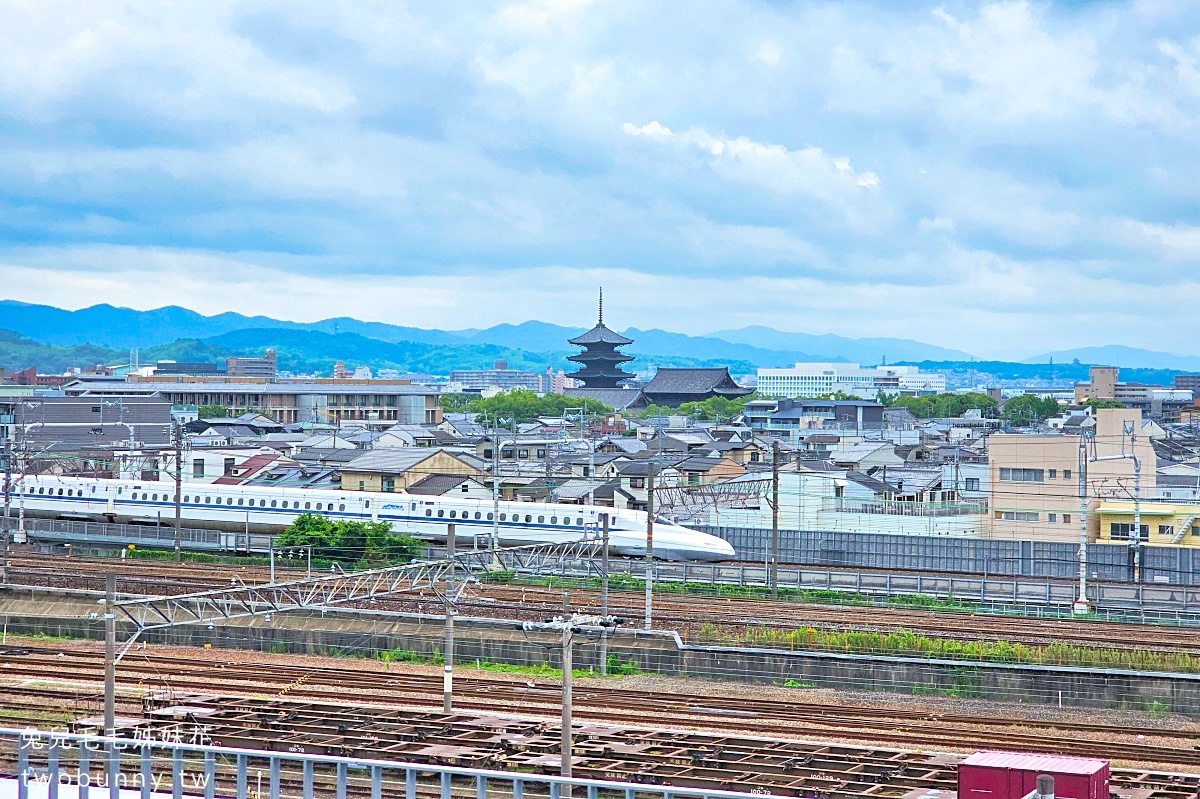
[15,475,736,562]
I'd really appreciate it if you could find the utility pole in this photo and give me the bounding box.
[443,522,456,713]
[16,440,26,544]
[644,463,655,631]
[490,417,501,558]
[587,415,596,508]
[2,439,10,583]
[770,439,781,599]
[103,572,116,736]
[269,541,275,583]
[173,422,182,562]
[599,513,609,675]
[1129,421,1143,583]
[1074,432,1091,614]
[561,622,573,788]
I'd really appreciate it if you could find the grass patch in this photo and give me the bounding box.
[373,647,640,678]
[494,572,977,612]
[695,623,1200,673]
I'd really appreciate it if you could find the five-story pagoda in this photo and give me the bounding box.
[567,290,635,388]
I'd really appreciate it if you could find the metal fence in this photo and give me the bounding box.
[3,727,782,799]
[820,498,987,517]
[701,526,1200,585]
[0,517,273,553]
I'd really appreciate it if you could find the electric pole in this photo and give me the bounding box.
[2,439,10,583]
[103,572,116,735]
[443,523,456,713]
[1075,431,1090,614]
[173,422,183,562]
[561,623,573,787]
[644,463,655,630]
[600,513,609,675]
[771,439,780,599]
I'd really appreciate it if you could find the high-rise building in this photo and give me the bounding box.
[226,349,276,379]
[449,361,540,392]
[567,290,635,388]
[756,363,945,399]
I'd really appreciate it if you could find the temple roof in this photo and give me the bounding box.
[567,322,633,347]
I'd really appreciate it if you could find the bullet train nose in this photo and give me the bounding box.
[651,524,736,562]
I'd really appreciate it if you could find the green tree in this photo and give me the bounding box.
[197,404,228,419]
[466,389,612,423]
[1001,394,1063,425]
[276,513,421,567]
[676,392,759,421]
[438,393,474,413]
[890,392,998,419]
[1082,399,1125,410]
[810,390,863,402]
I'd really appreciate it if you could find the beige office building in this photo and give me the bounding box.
[988,409,1154,542]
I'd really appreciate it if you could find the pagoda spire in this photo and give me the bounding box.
[567,291,634,388]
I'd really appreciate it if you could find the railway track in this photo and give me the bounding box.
[8,555,1200,657]
[1,644,1198,770]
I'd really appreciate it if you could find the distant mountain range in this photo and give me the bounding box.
[0,300,971,367]
[1024,345,1200,373]
[1,299,1197,373]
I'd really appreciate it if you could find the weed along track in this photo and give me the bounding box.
[2,642,1200,772]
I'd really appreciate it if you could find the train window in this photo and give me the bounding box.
[339,504,345,511]
[204,497,210,503]
[537,516,544,523]
[227,498,234,505]
[236,498,242,506]
[258,499,264,507]
[525,514,532,523]
[425,510,431,517]
[117,488,122,495]
[364,501,370,508]
[449,510,456,518]
[499,513,506,521]
[486,513,493,521]
[152,494,158,501]
[304,502,311,510]
[474,512,481,520]
[576,518,583,525]
[184,495,190,503]
[437,510,444,517]
[327,503,333,511]
[38,488,44,494]
[550,516,557,524]
[65,489,71,497]
[58,489,64,496]
[270,500,277,508]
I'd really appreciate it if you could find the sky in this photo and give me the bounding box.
[0,0,1198,358]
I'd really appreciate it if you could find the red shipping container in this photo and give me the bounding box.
[959,752,1110,799]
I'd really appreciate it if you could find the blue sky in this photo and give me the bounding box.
[0,0,1197,357]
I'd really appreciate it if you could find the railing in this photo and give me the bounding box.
[2,727,785,799]
[821,497,988,517]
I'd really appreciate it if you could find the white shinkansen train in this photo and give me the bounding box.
[16,475,736,562]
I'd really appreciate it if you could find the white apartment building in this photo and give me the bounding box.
[757,363,946,399]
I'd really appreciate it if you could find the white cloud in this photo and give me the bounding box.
[622,121,884,226]
[0,1,1197,353]
[753,40,782,66]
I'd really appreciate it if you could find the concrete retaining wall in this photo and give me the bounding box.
[2,587,1194,717]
